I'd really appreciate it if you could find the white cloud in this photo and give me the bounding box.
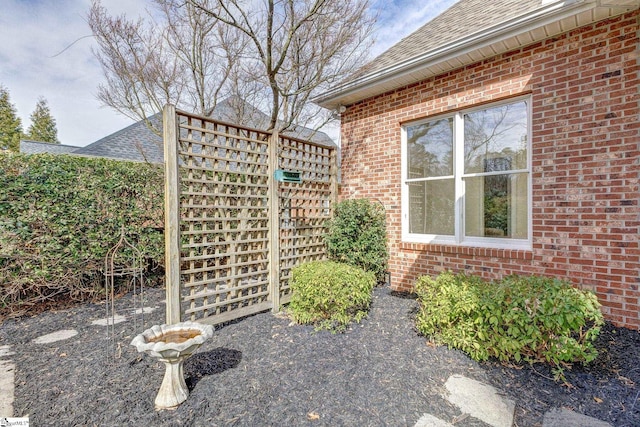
[0,0,149,146]
[0,0,457,147]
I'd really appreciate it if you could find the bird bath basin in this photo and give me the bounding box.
[131,321,214,410]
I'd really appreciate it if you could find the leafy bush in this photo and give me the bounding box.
[289,260,376,332]
[415,272,604,380]
[324,198,388,282]
[0,153,164,313]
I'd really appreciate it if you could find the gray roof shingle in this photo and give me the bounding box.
[317,0,640,109]
[73,115,163,163]
[208,96,336,147]
[351,0,542,81]
[19,140,80,155]
[25,97,335,163]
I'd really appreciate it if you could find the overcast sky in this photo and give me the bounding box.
[0,0,457,147]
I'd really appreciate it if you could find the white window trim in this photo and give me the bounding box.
[401,96,533,250]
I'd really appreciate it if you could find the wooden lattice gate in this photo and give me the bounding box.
[163,105,338,325]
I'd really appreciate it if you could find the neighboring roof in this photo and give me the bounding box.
[315,0,640,110]
[22,97,335,163]
[207,96,336,147]
[20,140,79,155]
[73,114,163,163]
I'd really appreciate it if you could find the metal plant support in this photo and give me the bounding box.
[104,226,145,362]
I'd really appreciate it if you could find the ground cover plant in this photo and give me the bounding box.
[0,153,164,315]
[324,198,388,282]
[415,271,604,380]
[288,260,376,332]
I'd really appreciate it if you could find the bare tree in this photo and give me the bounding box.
[89,0,374,136]
[88,0,245,133]
[185,0,375,133]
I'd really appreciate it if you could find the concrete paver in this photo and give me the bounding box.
[31,329,78,344]
[445,375,515,427]
[542,408,613,427]
[414,413,455,427]
[0,358,15,417]
[91,314,127,326]
[0,345,14,358]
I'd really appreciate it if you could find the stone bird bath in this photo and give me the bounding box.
[131,321,214,410]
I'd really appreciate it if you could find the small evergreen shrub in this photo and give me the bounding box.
[324,198,388,282]
[289,260,376,332]
[415,272,604,380]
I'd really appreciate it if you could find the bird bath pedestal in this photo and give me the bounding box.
[131,321,214,410]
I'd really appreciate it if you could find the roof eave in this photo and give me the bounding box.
[314,0,637,110]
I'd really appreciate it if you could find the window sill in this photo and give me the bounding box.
[399,242,533,260]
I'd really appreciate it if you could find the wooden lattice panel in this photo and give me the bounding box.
[177,113,272,323]
[277,136,334,302]
[165,106,337,324]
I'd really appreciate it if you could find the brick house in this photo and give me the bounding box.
[315,0,639,329]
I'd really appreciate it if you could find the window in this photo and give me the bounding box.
[402,98,530,248]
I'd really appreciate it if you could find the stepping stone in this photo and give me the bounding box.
[91,314,127,326]
[444,375,515,427]
[134,306,157,314]
[542,408,612,427]
[0,359,15,417]
[32,329,78,344]
[0,345,14,358]
[415,413,455,427]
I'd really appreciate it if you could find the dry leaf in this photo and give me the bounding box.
[594,397,603,403]
[618,376,635,386]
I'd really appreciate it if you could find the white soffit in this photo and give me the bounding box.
[315,1,639,110]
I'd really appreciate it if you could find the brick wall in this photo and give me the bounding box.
[339,10,639,329]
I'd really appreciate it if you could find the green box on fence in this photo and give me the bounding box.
[274,170,302,183]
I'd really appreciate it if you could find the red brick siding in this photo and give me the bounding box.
[339,11,640,329]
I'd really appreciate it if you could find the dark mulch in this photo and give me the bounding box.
[0,286,638,426]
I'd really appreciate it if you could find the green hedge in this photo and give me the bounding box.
[415,272,604,381]
[289,260,376,332]
[0,153,164,312]
[324,198,388,282]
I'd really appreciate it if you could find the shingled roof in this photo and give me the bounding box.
[315,0,639,109]
[21,97,335,163]
[77,97,335,163]
[20,140,80,155]
[72,114,163,163]
[364,0,540,77]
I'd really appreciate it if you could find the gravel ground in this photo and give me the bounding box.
[0,285,638,427]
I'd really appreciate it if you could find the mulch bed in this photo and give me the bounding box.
[0,285,638,426]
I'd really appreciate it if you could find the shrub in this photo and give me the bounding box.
[0,153,164,313]
[324,198,388,282]
[415,272,604,380]
[289,260,376,332]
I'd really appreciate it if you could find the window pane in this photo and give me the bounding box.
[464,173,528,239]
[464,101,527,174]
[409,179,454,235]
[407,118,453,178]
